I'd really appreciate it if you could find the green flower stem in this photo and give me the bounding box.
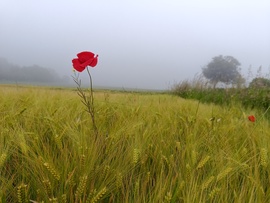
[73,68,98,138]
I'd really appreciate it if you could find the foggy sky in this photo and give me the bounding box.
[0,0,269,90]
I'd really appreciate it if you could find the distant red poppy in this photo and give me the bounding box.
[72,51,98,72]
[248,115,256,122]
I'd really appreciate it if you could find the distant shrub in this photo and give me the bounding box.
[172,79,270,119]
[171,75,209,98]
[249,77,270,89]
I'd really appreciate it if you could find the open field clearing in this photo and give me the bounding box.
[0,85,270,202]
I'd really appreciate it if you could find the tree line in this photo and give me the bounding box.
[0,57,70,85]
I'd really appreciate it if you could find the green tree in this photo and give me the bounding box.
[202,55,243,88]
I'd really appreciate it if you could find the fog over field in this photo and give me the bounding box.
[0,0,269,89]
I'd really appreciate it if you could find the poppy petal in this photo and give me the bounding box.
[72,58,86,72]
[77,51,95,63]
[72,51,98,72]
[89,55,98,67]
[248,115,256,122]
[80,58,94,68]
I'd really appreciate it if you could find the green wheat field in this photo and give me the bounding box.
[1,85,270,202]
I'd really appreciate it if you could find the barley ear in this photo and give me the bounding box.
[116,172,122,189]
[0,153,7,168]
[67,170,76,187]
[186,164,191,180]
[102,165,110,180]
[89,187,107,203]
[216,167,233,182]
[54,134,62,149]
[201,176,215,190]
[196,155,210,170]
[175,141,181,151]
[43,180,53,198]
[133,148,139,166]
[209,187,221,199]
[49,197,58,202]
[17,184,28,203]
[191,150,197,165]
[75,175,88,198]
[43,162,60,181]
[164,191,172,203]
[61,194,67,203]
[80,154,86,169]
[178,181,185,191]
[260,148,268,167]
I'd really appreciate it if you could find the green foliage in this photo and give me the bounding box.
[1,85,270,202]
[202,55,244,87]
[172,80,270,119]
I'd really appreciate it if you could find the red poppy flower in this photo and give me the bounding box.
[248,115,256,122]
[72,51,98,72]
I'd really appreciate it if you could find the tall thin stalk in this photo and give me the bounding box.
[72,69,98,137]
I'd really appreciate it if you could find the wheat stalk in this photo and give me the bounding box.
[135,178,140,195]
